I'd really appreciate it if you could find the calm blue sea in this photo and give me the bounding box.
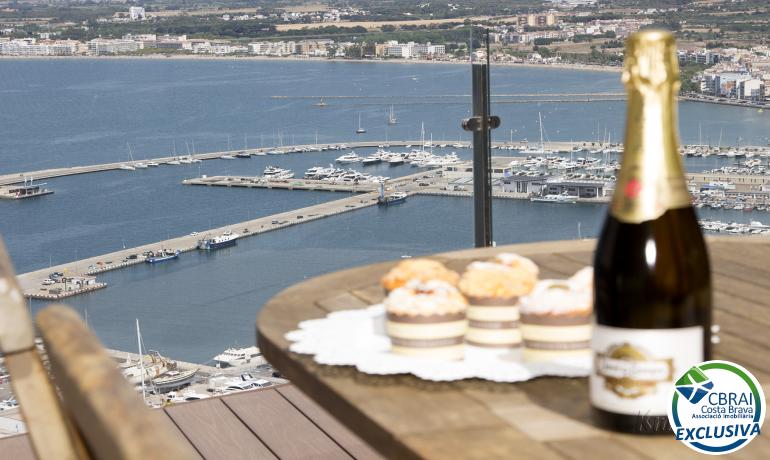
[1,59,767,363]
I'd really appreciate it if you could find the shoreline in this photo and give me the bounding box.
[0,54,621,73]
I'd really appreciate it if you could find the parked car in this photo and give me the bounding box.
[42,278,56,286]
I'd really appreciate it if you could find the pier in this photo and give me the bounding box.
[3,139,770,187]
[17,187,387,298]
[0,140,612,186]
[11,141,770,299]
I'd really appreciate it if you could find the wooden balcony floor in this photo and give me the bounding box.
[0,384,383,460]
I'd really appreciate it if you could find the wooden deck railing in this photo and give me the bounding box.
[0,238,197,460]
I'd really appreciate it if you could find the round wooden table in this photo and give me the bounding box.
[257,237,770,459]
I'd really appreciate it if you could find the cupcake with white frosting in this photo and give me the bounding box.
[381,259,460,293]
[519,272,593,362]
[494,253,539,279]
[385,280,468,361]
[458,261,537,350]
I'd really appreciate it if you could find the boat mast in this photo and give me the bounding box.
[699,122,702,146]
[420,122,425,152]
[136,319,146,403]
[538,112,544,154]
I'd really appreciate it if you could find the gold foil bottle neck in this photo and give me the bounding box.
[622,30,680,93]
[610,30,691,224]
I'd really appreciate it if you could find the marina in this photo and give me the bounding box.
[5,139,770,188]
[14,144,770,301]
[3,59,770,366]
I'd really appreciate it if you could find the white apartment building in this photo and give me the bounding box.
[88,39,142,55]
[384,41,445,59]
[739,79,765,101]
[249,41,297,56]
[0,39,77,56]
[129,7,146,21]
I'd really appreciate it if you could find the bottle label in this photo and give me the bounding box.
[591,324,703,416]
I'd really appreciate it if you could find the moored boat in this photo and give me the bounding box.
[530,194,578,204]
[212,346,266,368]
[197,231,239,250]
[378,191,407,206]
[145,249,180,264]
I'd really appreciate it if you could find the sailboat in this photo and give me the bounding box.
[522,112,549,155]
[119,144,136,171]
[387,105,398,125]
[122,319,199,397]
[315,97,327,107]
[129,144,148,169]
[221,135,235,159]
[355,113,367,134]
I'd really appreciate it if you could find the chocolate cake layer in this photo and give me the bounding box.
[390,336,465,348]
[387,311,466,324]
[465,296,519,306]
[520,312,591,326]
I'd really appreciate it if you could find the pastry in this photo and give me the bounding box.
[385,280,468,360]
[519,274,593,362]
[458,261,537,349]
[381,258,459,292]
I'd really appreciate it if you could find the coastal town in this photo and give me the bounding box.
[4,1,770,105]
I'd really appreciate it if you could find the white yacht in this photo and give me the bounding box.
[146,161,160,167]
[119,164,135,171]
[263,166,294,179]
[335,152,361,163]
[212,346,266,368]
[387,153,406,166]
[531,194,578,204]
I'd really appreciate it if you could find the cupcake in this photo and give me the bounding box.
[458,261,537,349]
[569,266,593,295]
[494,253,539,280]
[381,258,460,293]
[385,280,468,360]
[519,275,593,362]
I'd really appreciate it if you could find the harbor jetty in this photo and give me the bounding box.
[17,189,385,298]
[8,138,770,186]
[12,139,770,299]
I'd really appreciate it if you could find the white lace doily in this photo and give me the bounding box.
[286,304,591,382]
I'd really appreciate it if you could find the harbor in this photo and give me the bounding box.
[17,185,387,298]
[5,138,770,187]
[4,59,770,367]
[15,141,770,300]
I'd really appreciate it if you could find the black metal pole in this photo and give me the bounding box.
[463,29,499,248]
[471,63,492,247]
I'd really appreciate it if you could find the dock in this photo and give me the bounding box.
[17,188,387,298]
[0,140,620,187]
[12,141,769,299]
[3,139,769,187]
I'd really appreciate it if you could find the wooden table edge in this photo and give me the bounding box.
[256,235,770,459]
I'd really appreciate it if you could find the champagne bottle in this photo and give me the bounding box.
[591,30,712,434]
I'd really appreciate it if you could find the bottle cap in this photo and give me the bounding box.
[622,30,680,93]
